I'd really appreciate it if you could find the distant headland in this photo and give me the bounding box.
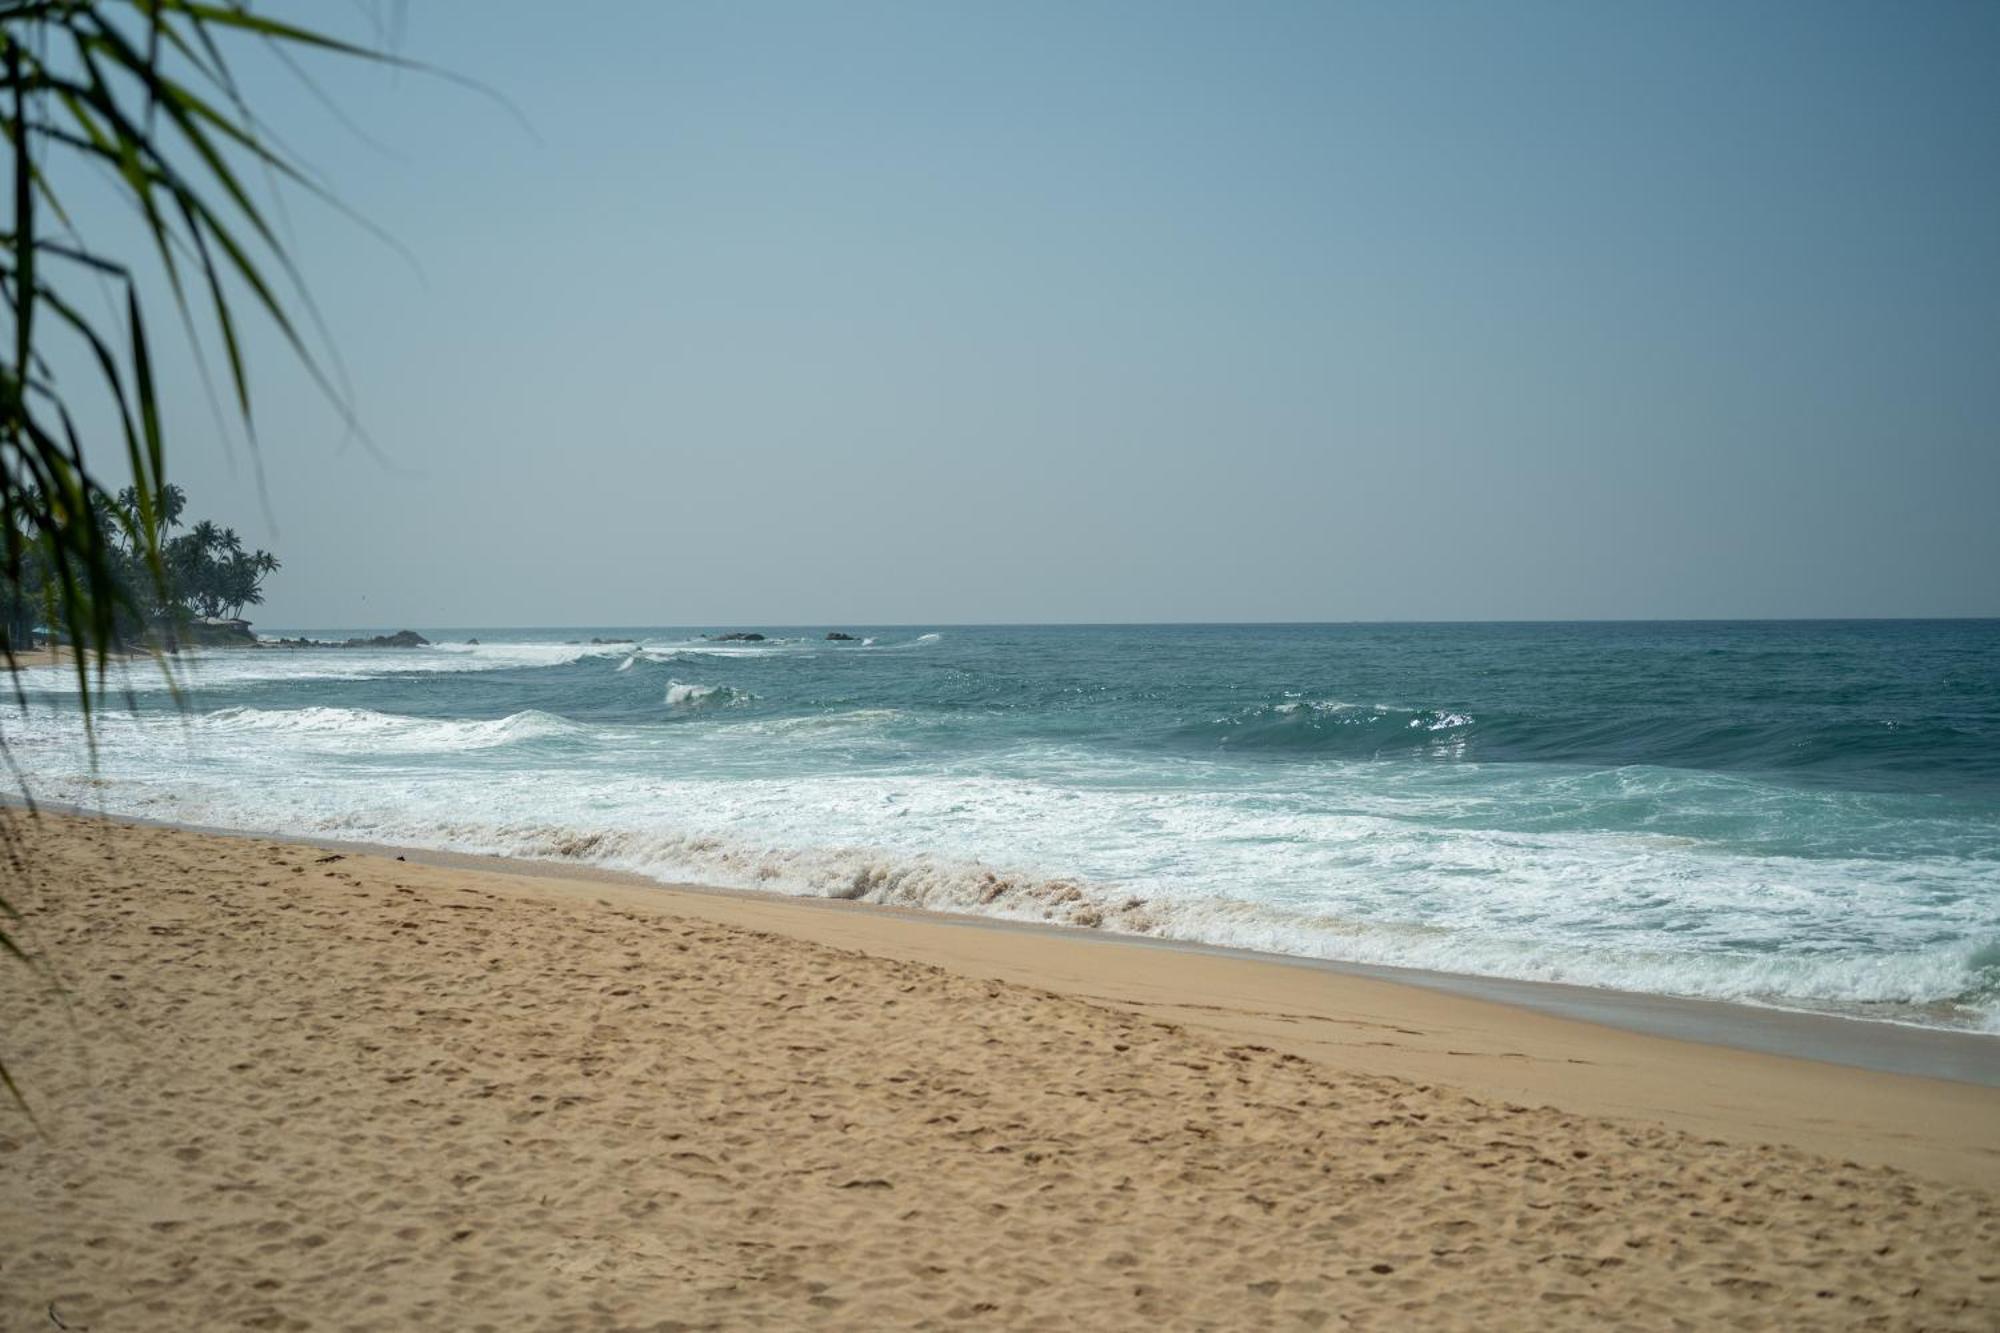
[264,630,432,650]
[3,483,280,655]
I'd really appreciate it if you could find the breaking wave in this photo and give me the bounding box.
[1191,698,1478,755]
[200,706,585,753]
[664,680,752,708]
[11,622,1996,1036]
[256,810,2000,1032]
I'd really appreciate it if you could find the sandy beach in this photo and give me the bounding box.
[5,0,1995,1326]
[1,810,1995,1330]
[4,646,97,670]
[2,645,153,673]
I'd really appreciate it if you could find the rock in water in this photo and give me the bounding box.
[341,629,430,649]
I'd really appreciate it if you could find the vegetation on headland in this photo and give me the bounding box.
[3,483,279,651]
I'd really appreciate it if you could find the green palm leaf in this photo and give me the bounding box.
[2,0,402,1115]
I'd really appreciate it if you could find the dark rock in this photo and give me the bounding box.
[341,629,430,649]
[712,632,766,642]
[467,638,480,645]
[590,636,634,645]
[263,629,431,649]
[825,632,858,641]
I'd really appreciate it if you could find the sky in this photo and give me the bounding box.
[56,1,2000,626]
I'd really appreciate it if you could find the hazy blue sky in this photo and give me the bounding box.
[73,1,2000,625]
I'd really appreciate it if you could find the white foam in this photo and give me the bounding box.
[202,705,584,753]
[7,638,626,695]
[664,680,751,708]
[1415,711,1474,730]
[46,761,1990,1030]
[653,641,814,660]
[9,681,1995,1032]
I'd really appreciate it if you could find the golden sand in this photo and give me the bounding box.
[2,811,1994,1329]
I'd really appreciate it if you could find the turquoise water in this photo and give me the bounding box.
[9,621,1998,1030]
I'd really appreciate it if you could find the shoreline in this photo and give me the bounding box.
[12,804,1999,1189]
[5,644,145,669]
[6,625,1993,1064]
[350,838,2000,1087]
[25,797,1997,1088]
[4,807,1995,1327]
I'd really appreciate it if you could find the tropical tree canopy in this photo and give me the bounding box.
[2,481,280,647]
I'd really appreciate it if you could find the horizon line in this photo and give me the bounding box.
[253,615,2000,631]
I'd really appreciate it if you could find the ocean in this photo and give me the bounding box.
[8,620,1998,1032]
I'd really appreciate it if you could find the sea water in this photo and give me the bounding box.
[7,621,1997,1032]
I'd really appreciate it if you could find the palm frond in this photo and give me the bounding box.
[2,0,399,1117]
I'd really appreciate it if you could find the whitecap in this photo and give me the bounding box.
[200,705,584,753]
[664,680,753,708]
